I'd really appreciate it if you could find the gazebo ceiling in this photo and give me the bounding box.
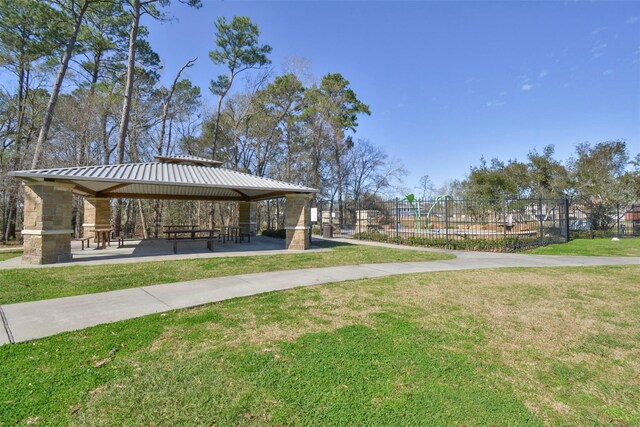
[9,156,315,201]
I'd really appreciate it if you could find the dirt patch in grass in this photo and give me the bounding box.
[148,284,384,358]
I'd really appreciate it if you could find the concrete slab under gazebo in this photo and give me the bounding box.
[9,155,316,265]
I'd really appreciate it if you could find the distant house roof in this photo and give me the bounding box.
[9,156,315,201]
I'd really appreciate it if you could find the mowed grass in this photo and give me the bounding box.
[0,241,452,305]
[1,266,639,425]
[0,250,21,262]
[529,238,640,257]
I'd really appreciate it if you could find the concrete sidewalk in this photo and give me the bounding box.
[2,249,639,345]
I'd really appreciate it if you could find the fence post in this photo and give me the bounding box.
[445,197,450,249]
[539,198,544,247]
[617,203,620,237]
[356,198,360,240]
[564,198,570,243]
[503,198,507,253]
[395,197,399,244]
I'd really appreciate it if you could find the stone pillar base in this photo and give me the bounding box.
[285,227,310,250]
[21,181,74,265]
[239,201,257,236]
[83,197,111,237]
[22,233,72,265]
[285,193,313,250]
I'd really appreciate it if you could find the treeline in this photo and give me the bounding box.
[0,1,403,240]
[417,141,640,209]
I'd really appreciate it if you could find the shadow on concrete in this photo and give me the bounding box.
[0,235,337,269]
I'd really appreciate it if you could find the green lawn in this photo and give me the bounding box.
[0,250,22,262]
[1,266,638,425]
[0,241,452,305]
[529,238,640,257]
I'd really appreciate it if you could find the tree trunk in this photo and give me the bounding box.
[15,65,26,157]
[31,0,89,169]
[74,195,82,238]
[285,121,292,181]
[335,149,344,227]
[3,195,14,242]
[153,200,162,238]
[209,202,216,229]
[116,0,141,165]
[115,0,141,236]
[138,200,148,239]
[211,95,224,159]
[101,111,111,164]
[211,73,235,159]
[158,58,196,157]
[266,200,271,229]
[78,52,102,167]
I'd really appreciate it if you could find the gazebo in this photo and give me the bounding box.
[9,155,316,264]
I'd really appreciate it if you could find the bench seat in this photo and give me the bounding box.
[74,236,93,250]
[172,237,215,254]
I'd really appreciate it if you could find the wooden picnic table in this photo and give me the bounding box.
[165,228,220,254]
[163,225,198,230]
[223,226,251,244]
[89,228,113,250]
[224,226,240,243]
[163,225,198,239]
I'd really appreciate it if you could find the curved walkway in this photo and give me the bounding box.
[2,247,639,345]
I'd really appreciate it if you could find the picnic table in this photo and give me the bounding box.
[89,228,113,250]
[163,225,198,239]
[223,226,251,244]
[165,228,220,254]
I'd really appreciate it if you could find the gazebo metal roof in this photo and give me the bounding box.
[9,156,315,201]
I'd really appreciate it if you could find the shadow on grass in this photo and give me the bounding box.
[312,239,354,249]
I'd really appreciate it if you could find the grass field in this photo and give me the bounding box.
[0,241,452,305]
[1,266,638,425]
[529,238,640,257]
[0,250,22,262]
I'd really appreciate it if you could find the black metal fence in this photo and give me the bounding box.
[569,202,640,238]
[316,197,640,252]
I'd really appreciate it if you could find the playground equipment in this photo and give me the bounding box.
[404,194,453,230]
[404,194,421,229]
[425,195,453,229]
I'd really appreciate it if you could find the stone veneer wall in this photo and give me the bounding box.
[238,201,257,236]
[285,193,312,250]
[83,197,111,238]
[21,181,74,264]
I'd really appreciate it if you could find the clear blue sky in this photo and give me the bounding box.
[147,0,640,190]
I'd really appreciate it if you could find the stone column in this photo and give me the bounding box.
[355,210,379,234]
[83,197,111,238]
[355,210,365,234]
[238,201,257,235]
[285,193,312,250]
[21,181,74,265]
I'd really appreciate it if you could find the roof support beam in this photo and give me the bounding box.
[99,193,248,202]
[57,181,97,197]
[95,183,129,197]
[229,188,250,200]
[251,191,310,201]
